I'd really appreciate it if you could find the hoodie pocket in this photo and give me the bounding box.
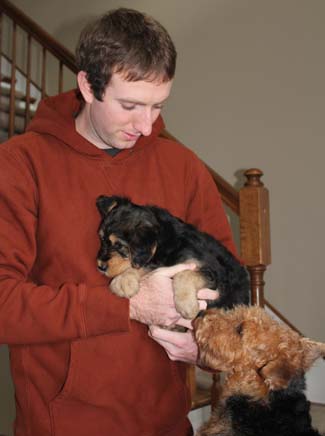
[49,328,190,436]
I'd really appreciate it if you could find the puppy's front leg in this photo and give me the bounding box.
[173,270,207,319]
[110,268,142,298]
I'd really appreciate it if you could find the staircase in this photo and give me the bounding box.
[0,60,37,140]
[0,0,77,139]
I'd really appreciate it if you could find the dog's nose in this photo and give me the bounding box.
[97,263,108,273]
[191,310,205,329]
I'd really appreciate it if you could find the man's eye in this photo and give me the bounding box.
[121,104,136,111]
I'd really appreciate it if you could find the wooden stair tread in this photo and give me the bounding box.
[1,75,16,84]
[0,104,35,117]
[0,86,36,103]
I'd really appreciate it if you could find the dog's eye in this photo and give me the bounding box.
[236,323,244,336]
[113,241,129,258]
[114,241,123,250]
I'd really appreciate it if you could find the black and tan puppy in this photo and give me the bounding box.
[96,195,249,319]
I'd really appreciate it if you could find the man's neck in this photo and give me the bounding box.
[75,107,113,150]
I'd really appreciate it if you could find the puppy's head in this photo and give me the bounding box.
[96,195,159,277]
[193,306,325,398]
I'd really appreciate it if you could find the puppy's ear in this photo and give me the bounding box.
[259,359,297,391]
[96,195,124,217]
[301,338,325,369]
[130,242,157,268]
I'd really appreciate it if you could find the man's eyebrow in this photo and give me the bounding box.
[117,97,168,106]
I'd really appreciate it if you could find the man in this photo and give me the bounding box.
[0,8,237,436]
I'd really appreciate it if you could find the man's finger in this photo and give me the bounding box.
[149,325,175,341]
[176,318,193,330]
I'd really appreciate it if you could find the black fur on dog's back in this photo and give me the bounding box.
[143,205,249,309]
[96,195,250,309]
[224,377,321,436]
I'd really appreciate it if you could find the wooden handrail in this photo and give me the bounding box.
[264,298,302,335]
[206,165,239,214]
[0,0,77,73]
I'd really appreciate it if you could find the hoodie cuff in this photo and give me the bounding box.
[81,284,130,338]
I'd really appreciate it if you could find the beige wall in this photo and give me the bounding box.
[1,0,325,432]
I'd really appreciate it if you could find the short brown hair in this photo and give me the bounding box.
[76,8,177,101]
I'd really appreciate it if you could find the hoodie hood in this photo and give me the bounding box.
[27,89,165,159]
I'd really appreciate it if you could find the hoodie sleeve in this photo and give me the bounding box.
[184,153,238,258]
[0,145,130,345]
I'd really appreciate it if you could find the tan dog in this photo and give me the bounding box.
[193,305,325,436]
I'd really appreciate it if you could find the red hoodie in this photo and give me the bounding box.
[0,90,236,436]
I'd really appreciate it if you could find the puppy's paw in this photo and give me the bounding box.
[110,269,140,298]
[173,270,206,319]
[175,297,200,319]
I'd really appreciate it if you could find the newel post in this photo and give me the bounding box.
[239,169,271,306]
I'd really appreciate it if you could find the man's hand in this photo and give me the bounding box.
[147,286,219,364]
[129,263,219,363]
[148,325,198,364]
[129,263,219,327]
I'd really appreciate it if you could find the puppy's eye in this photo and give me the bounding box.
[236,323,244,336]
[113,241,129,258]
[114,241,123,250]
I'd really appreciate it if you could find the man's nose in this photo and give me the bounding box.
[134,110,153,136]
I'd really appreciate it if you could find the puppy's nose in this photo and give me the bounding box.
[97,263,108,273]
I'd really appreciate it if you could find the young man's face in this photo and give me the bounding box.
[77,72,173,150]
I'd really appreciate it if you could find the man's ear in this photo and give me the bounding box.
[77,71,94,104]
[96,196,119,217]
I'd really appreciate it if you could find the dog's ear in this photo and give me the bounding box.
[259,359,297,391]
[96,195,126,217]
[130,242,157,268]
[300,338,325,369]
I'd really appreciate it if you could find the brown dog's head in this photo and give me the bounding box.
[96,195,159,277]
[193,306,325,399]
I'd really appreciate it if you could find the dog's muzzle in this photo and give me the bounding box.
[191,309,206,329]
